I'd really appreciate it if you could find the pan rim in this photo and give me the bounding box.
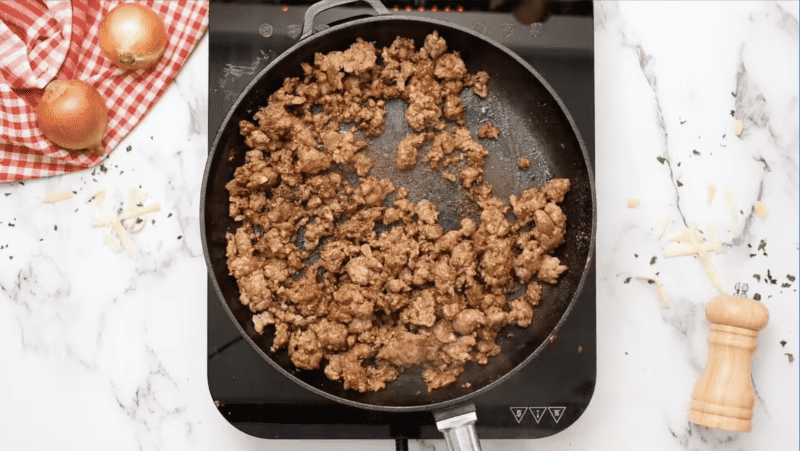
[201,13,597,413]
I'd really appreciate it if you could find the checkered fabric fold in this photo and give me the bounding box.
[0,1,208,182]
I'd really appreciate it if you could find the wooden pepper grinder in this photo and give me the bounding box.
[690,283,769,432]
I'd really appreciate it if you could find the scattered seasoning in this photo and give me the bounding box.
[126,145,132,152]
[625,352,628,355]
[657,157,666,164]
[680,119,686,124]
[749,254,757,258]
[72,190,77,195]
[4,193,10,196]
[634,254,638,258]
[731,91,736,97]
[758,240,767,251]
[722,134,726,139]
[677,162,681,167]
[100,164,108,173]
[786,353,794,363]
[753,274,761,282]
[753,293,761,301]
[624,277,632,284]
[168,213,173,218]
[151,220,156,225]
[730,110,735,117]
[54,225,57,231]
[767,270,777,284]
[788,275,796,282]
[782,283,791,288]
[650,256,657,265]
[135,218,143,224]
[692,150,700,155]
[120,171,124,175]
[177,235,182,240]
[8,223,14,227]
[781,340,787,347]
[8,256,12,260]
[677,181,683,187]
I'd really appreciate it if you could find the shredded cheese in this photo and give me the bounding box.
[93,204,161,227]
[706,184,716,204]
[90,187,160,259]
[103,229,122,251]
[734,120,744,136]
[637,275,670,307]
[656,215,669,236]
[754,201,768,219]
[43,191,74,203]
[724,186,737,227]
[627,197,640,208]
[111,219,139,258]
[90,189,106,205]
[666,223,726,293]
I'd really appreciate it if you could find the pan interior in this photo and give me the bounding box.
[203,18,594,410]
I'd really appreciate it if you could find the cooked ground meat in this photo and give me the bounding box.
[517,157,531,169]
[477,123,500,139]
[226,33,571,394]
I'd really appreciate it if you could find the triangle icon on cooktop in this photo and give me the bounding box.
[529,407,547,424]
[548,406,566,423]
[510,407,528,423]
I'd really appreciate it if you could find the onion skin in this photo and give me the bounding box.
[99,3,167,70]
[37,80,108,155]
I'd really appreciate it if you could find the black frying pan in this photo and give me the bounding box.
[201,1,596,449]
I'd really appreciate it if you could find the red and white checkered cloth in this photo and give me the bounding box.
[0,0,208,182]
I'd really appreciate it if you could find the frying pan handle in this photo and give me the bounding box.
[301,0,392,41]
[434,404,482,451]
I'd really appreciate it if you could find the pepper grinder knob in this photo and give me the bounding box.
[689,283,769,431]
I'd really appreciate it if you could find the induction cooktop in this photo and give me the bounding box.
[207,0,596,440]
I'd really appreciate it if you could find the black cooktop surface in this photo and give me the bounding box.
[208,0,595,440]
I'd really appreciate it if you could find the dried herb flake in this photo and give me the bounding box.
[624,277,631,284]
[782,283,791,288]
[692,150,700,155]
[657,157,666,164]
[781,340,787,347]
[786,353,794,363]
[753,293,762,301]
[677,181,683,187]
[758,239,766,251]
[753,274,761,282]
[788,275,796,282]
[650,256,657,265]
[126,145,132,152]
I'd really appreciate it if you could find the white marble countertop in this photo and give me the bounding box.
[1,2,798,450]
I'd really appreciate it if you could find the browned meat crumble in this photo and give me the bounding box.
[226,32,570,393]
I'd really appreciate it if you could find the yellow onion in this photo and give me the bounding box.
[99,3,167,70]
[37,80,108,155]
